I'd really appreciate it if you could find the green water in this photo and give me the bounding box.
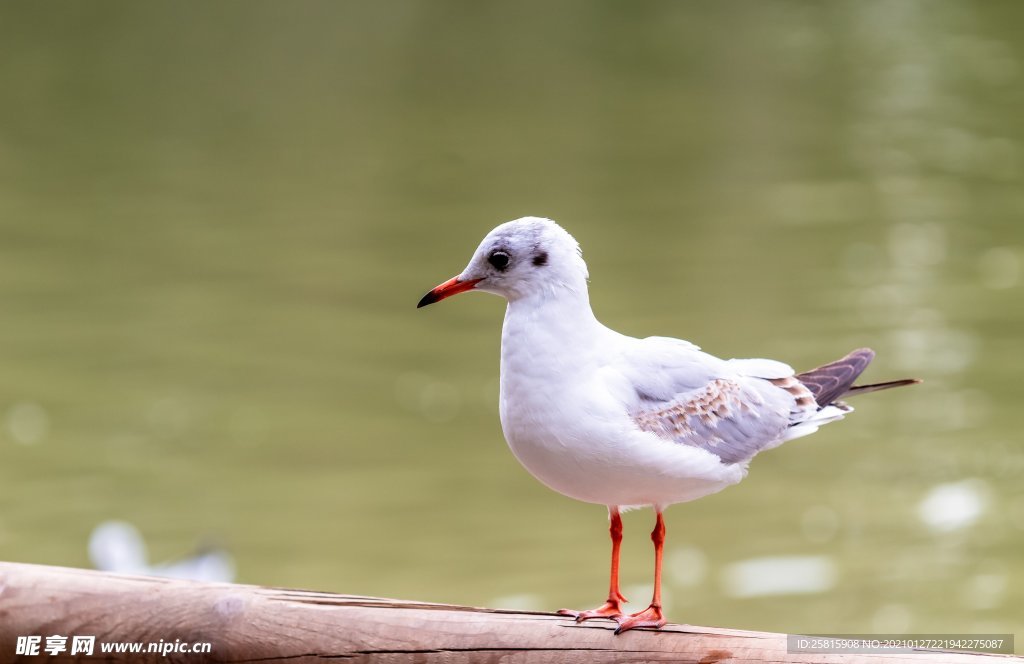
[1,0,1021,642]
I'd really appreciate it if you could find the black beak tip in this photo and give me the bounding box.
[416,291,438,309]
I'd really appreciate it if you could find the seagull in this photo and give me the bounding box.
[89,520,236,583]
[417,216,919,634]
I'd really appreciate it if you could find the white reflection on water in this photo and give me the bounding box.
[962,568,1007,611]
[4,401,49,446]
[721,555,836,598]
[888,222,946,269]
[667,544,708,588]
[841,2,1021,551]
[917,479,990,533]
[889,326,975,376]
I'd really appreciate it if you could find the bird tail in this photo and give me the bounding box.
[796,348,920,407]
[842,378,922,397]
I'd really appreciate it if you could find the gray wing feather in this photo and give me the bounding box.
[620,336,819,465]
[631,378,794,464]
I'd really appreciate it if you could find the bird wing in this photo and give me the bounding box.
[616,337,816,465]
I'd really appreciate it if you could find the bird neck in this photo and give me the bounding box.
[500,285,606,371]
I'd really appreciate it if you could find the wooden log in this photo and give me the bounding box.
[0,561,1017,663]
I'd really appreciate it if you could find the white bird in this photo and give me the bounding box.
[417,217,918,634]
[89,520,236,583]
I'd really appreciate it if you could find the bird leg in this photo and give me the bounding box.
[614,510,667,634]
[558,506,627,622]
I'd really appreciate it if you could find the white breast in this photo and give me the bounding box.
[497,298,743,508]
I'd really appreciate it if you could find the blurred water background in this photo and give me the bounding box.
[0,0,1021,642]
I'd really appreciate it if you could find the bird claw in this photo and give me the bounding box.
[613,604,666,634]
[557,599,625,623]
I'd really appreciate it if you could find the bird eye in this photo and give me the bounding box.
[488,251,510,270]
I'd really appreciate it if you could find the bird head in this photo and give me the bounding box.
[417,216,588,307]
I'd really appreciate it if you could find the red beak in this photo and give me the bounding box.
[417,276,483,308]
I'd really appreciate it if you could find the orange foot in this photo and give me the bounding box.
[558,597,626,623]
[614,603,666,634]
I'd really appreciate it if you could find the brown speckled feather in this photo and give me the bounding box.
[631,379,793,465]
[628,343,921,466]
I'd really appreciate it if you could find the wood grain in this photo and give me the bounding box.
[0,562,1017,663]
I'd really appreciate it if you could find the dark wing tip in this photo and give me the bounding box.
[844,377,922,397]
[850,347,876,362]
[796,348,877,407]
